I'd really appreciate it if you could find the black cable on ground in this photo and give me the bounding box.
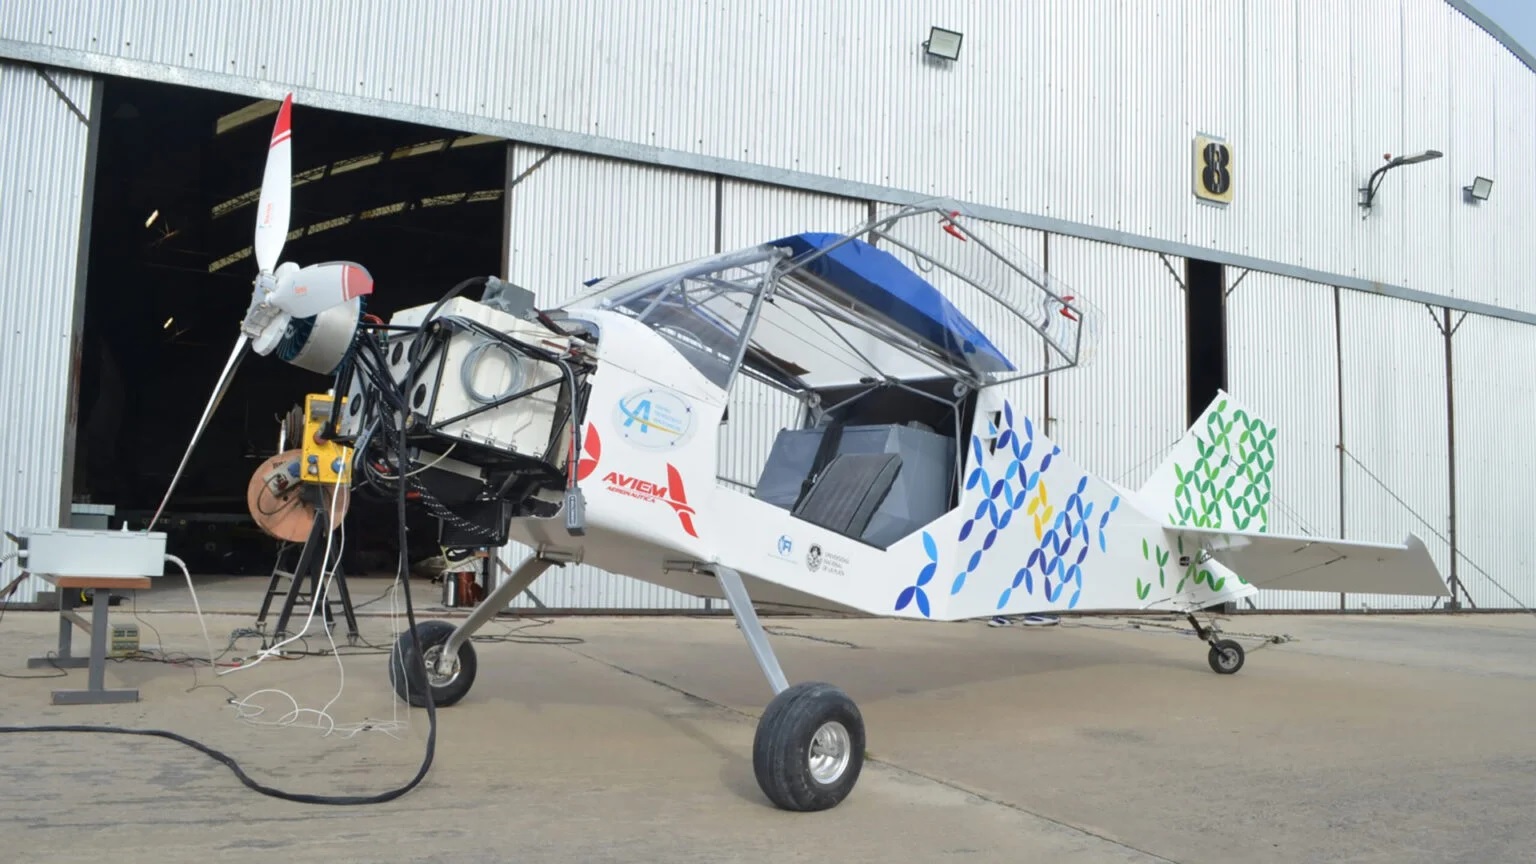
[0,393,439,806]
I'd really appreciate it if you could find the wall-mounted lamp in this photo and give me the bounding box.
[1463,176,1493,202]
[1358,150,1442,216]
[923,27,963,61]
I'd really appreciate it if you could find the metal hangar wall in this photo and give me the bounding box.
[0,0,1531,611]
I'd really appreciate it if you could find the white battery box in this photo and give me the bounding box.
[369,297,572,464]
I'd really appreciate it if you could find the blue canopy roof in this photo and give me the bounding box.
[770,233,1016,374]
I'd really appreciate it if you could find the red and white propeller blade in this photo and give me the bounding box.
[270,261,375,319]
[253,93,294,275]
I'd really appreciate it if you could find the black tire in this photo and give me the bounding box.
[388,619,478,707]
[1207,638,1245,675]
[752,682,865,812]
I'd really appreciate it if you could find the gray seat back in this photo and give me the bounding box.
[791,452,902,538]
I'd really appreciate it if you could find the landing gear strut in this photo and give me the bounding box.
[385,553,866,810]
[712,564,865,811]
[1186,612,1245,675]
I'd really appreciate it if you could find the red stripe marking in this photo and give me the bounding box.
[342,265,374,300]
[269,93,293,147]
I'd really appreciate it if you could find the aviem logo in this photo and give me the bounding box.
[573,423,698,537]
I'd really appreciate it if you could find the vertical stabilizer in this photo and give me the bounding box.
[1137,390,1277,532]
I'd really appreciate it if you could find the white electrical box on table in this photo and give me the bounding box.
[14,527,168,577]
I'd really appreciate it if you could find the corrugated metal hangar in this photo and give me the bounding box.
[1,0,1532,611]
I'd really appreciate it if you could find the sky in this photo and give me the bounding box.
[1467,0,1536,57]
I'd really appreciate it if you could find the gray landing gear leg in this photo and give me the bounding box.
[1186,612,1245,675]
[713,565,864,812]
[388,553,562,707]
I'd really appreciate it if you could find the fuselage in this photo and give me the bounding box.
[503,309,1254,622]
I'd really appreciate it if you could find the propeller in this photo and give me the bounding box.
[239,94,374,354]
[145,92,375,531]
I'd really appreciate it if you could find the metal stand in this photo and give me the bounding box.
[28,574,149,705]
[256,502,359,644]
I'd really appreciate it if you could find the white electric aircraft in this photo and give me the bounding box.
[167,95,1450,812]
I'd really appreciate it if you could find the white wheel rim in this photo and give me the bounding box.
[808,720,852,784]
[1220,648,1238,669]
[422,645,459,687]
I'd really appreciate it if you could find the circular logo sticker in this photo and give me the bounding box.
[614,387,696,450]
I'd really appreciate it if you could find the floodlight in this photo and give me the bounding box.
[1465,176,1493,201]
[923,27,963,61]
[1393,150,1443,165]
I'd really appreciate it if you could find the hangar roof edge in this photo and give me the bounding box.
[1446,0,1536,75]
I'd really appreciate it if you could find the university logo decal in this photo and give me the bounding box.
[614,387,696,450]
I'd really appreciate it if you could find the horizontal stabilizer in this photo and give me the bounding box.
[1169,527,1449,597]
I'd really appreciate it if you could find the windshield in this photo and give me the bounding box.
[565,246,782,390]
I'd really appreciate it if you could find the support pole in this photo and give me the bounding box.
[1334,285,1346,612]
[1443,306,1462,610]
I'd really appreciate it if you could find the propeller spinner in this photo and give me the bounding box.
[146,92,374,531]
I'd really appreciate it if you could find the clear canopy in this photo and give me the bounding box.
[558,200,1102,395]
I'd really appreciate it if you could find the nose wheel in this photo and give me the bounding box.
[389,619,478,707]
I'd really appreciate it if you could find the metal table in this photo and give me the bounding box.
[27,573,151,705]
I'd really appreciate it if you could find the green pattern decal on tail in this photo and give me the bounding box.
[1166,399,1276,531]
[1131,390,1276,604]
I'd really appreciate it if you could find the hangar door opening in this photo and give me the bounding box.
[71,76,507,577]
[1185,256,1228,426]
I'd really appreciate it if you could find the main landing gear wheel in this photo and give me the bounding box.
[752,682,865,812]
[1207,638,1245,675]
[389,619,478,707]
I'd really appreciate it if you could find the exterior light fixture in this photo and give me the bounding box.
[1358,149,1443,215]
[923,27,963,61]
[1464,176,1493,202]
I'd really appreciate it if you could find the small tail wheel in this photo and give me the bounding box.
[1207,638,1245,675]
[752,682,865,812]
[389,619,478,707]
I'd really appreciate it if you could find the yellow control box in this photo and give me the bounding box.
[302,393,353,485]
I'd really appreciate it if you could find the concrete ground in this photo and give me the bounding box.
[1,575,1532,864]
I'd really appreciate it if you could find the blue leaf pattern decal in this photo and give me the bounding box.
[898,399,1122,619]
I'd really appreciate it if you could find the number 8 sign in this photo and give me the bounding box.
[1192,133,1234,206]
